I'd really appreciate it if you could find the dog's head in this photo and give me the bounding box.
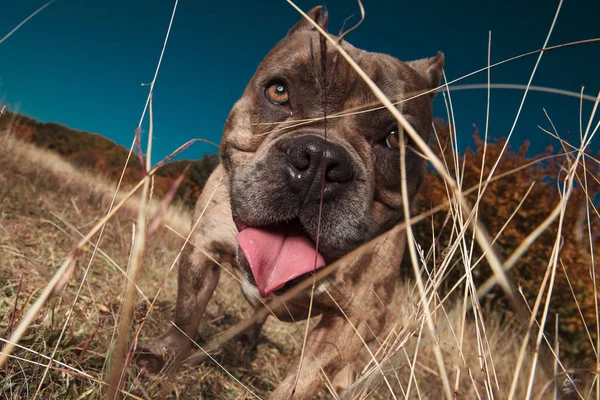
[219,6,444,297]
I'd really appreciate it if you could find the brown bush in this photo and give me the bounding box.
[414,119,600,364]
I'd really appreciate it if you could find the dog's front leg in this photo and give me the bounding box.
[270,307,386,400]
[136,165,237,373]
[161,244,224,367]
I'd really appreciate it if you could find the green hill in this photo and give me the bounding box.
[0,110,218,207]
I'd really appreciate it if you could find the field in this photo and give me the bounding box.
[1,97,598,399]
[0,131,565,399]
[1,1,600,399]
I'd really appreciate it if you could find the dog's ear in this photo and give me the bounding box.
[287,5,329,37]
[406,52,445,96]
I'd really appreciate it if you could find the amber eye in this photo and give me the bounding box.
[265,82,289,105]
[385,126,402,150]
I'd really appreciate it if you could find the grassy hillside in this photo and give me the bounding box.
[0,111,598,398]
[0,111,218,208]
[0,123,298,398]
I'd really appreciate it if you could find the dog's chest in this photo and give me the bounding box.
[235,269,263,308]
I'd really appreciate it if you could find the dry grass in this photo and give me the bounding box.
[340,296,557,399]
[0,130,304,398]
[0,131,584,398]
[1,1,600,399]
[1,88,596,399]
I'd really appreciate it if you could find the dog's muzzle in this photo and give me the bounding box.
[233,135,357,298]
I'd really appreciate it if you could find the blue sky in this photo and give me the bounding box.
[1,0,599,162]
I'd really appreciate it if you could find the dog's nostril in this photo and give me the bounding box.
[287,144,311,170]
[322,143,354,184]
[326,160,353,183]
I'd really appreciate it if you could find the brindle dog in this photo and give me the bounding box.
[137,6,444,399]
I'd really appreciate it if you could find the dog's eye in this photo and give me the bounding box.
[265,82,289,106]
[385,126,402,150]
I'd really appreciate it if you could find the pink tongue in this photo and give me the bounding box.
[235,223,325,297]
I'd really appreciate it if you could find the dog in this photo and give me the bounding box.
[137,6,444,399]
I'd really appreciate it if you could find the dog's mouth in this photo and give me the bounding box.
[233,216,326,298]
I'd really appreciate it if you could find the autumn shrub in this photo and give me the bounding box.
[413,120,600,364]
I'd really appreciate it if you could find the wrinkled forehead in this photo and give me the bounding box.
[250,32,426,108]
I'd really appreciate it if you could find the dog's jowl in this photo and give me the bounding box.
[137,6,444,399]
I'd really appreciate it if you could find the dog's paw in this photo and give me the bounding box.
[234,322,264,353]
[134,335,183,375]
[134,345,169,375]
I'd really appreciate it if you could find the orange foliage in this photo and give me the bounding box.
[415,120,600,363]
[0,111,218,207]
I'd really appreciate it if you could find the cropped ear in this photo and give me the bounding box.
[406,52,445,96]
[287,5,329,37]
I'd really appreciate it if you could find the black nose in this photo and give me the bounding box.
[286,135,354,201]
